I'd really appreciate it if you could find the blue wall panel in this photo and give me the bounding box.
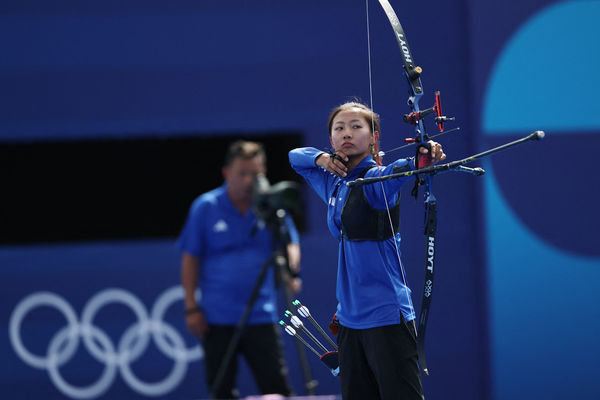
[475,1,600,399]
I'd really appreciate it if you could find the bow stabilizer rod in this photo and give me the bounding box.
[347,131,545,187]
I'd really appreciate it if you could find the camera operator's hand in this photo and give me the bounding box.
[185,308,208,339]
[288,277,302,295]
[287,243,300,273]
[316,151,349,178]
[286,243,302,295]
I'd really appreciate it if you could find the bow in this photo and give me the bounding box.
[374,0,445,376]
[356,0,545,376]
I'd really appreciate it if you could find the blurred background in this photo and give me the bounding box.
[1,0,598,399]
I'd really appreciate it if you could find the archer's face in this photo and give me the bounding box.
[222,156,266,205]
[330,109,377,158]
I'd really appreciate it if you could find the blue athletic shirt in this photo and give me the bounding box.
[177,183,299,325]
[289,148,416,329]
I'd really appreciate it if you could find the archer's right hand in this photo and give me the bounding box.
[316,152,349,178]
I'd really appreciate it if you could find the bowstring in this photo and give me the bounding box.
[365,0,417,325]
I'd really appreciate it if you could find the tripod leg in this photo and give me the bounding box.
[210,256,275,398]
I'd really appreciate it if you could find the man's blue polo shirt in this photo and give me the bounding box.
[177,184,299,325]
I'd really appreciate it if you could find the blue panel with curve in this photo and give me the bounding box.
[482,2,600,399]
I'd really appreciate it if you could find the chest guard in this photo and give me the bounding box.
[340,165,402,241]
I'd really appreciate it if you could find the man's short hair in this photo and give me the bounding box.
[224,140,266,166]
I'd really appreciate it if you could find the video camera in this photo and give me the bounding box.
[252,174,301,223]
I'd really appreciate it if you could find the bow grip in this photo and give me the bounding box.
[417,143,433,168]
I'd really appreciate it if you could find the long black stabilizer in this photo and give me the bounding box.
[347,131,545,188]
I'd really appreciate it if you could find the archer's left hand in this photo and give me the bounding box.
[419,140,446,164]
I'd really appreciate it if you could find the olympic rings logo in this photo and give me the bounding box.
[9,286,203,399]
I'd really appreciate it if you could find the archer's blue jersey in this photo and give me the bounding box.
[289,148,416,328]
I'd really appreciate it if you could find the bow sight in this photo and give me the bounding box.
[403,91,455,136]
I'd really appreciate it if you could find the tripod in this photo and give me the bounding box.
[210,208,317,398]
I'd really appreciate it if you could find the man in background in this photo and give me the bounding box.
[178,140,301,399]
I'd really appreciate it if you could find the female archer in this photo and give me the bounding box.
[289,101,445,400]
